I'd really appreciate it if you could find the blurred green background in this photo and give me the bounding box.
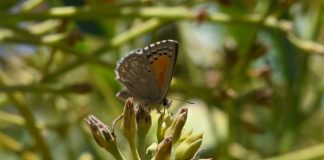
[0,0,324,159]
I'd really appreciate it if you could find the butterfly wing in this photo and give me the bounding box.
[115,49,160,102]
[143,40,178,102]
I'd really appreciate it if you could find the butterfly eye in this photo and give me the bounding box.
[162,99,172,107]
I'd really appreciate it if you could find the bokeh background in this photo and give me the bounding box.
[0,0,324,159]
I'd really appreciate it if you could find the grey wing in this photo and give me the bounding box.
[143,40,178,102]
[115,49,160,102]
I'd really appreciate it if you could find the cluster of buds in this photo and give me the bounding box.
[84,98,209,160]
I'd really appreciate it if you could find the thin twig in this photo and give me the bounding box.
[0,73,53,160]
[0,111,28,127]
[1,28,113,68]
[0,6,322,55]
[42,18,165,82]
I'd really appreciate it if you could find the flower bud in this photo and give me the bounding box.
[121,98,140,160]
[84,115,124,160]
[136,106,151,137]
[84,115,115,148]
[157,111,171,142]
[157,111,174,142]
[146,143,158,158]
[175,133,203,160]
[136,106,152,159]
[177,130,193,143]
[165,108,188,143]
[155,136,173,160]
[121,98,137,142]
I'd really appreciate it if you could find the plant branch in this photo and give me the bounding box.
[41,18,166,82]
[0,132,24,152]
[0,73,53,160]
[0,84,91,94]
[0,28,114,69]
[0,111,29,127]
[1,6,322,54]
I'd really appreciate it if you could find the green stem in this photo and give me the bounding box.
[0,73,53,160]
[0,27,113,68]
[138,134,146,160]
[41,18,165,82]
[0,84,89,94]
[128,138,141,160]
[0,111,36,127]
[0,132,24,152]
[0,85,60,93]
[107,145,126,160]
[0,6,322,55]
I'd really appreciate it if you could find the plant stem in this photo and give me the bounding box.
[41,18,165,82]
[0,132,24,151]
[1,27,113,68]
[1,6,323,54]
[138,134,146,160]
[107,145,126,160]
[128,138,141,160]
[0,72,53,160]
[0,111,26,126]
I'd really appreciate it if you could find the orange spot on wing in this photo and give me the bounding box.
[151,55,171,88]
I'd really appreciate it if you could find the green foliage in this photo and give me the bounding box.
[0,0,324,160]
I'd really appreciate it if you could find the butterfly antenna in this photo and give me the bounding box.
[170,98,195,105]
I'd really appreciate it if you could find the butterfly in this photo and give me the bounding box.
[115,40,178,111]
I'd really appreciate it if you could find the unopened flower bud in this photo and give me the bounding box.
[177,130,193,143]
[175,133,203,160]
[155,136,173,160]
[84,115,124,160]
[84,115,115,148]
[121,98,140,160]
[146,143,158,158]
[136,106,152,159]
[136,106,152,137]
[157,111,174,142]
[165,108,188,143]
[121,98,137,142]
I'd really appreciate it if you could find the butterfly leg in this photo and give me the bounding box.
[112,114,124,132]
